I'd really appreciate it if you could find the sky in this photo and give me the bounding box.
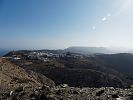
[0,0,133,50]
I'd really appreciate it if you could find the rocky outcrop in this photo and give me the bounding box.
[26,70,55,87]
[0,58,55,92]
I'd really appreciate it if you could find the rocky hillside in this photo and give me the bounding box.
[4,50,133,88]
[95,53,133,76]
[0,58,55,91]
[18,56,132,88]
[1,58,133,100]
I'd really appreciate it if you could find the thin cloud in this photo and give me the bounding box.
[92,26,96,30]
[107,13,111,17]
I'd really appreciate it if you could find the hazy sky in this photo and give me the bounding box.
[0,0,133,49]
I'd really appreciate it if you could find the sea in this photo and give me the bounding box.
[0,49,10,57]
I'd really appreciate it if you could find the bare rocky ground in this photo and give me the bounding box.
[1,84,133,100]
[0,58,133,100]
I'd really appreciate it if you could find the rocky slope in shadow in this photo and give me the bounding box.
[14,57,131,88]
[1,58,133,100]
[95,53,133,76]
